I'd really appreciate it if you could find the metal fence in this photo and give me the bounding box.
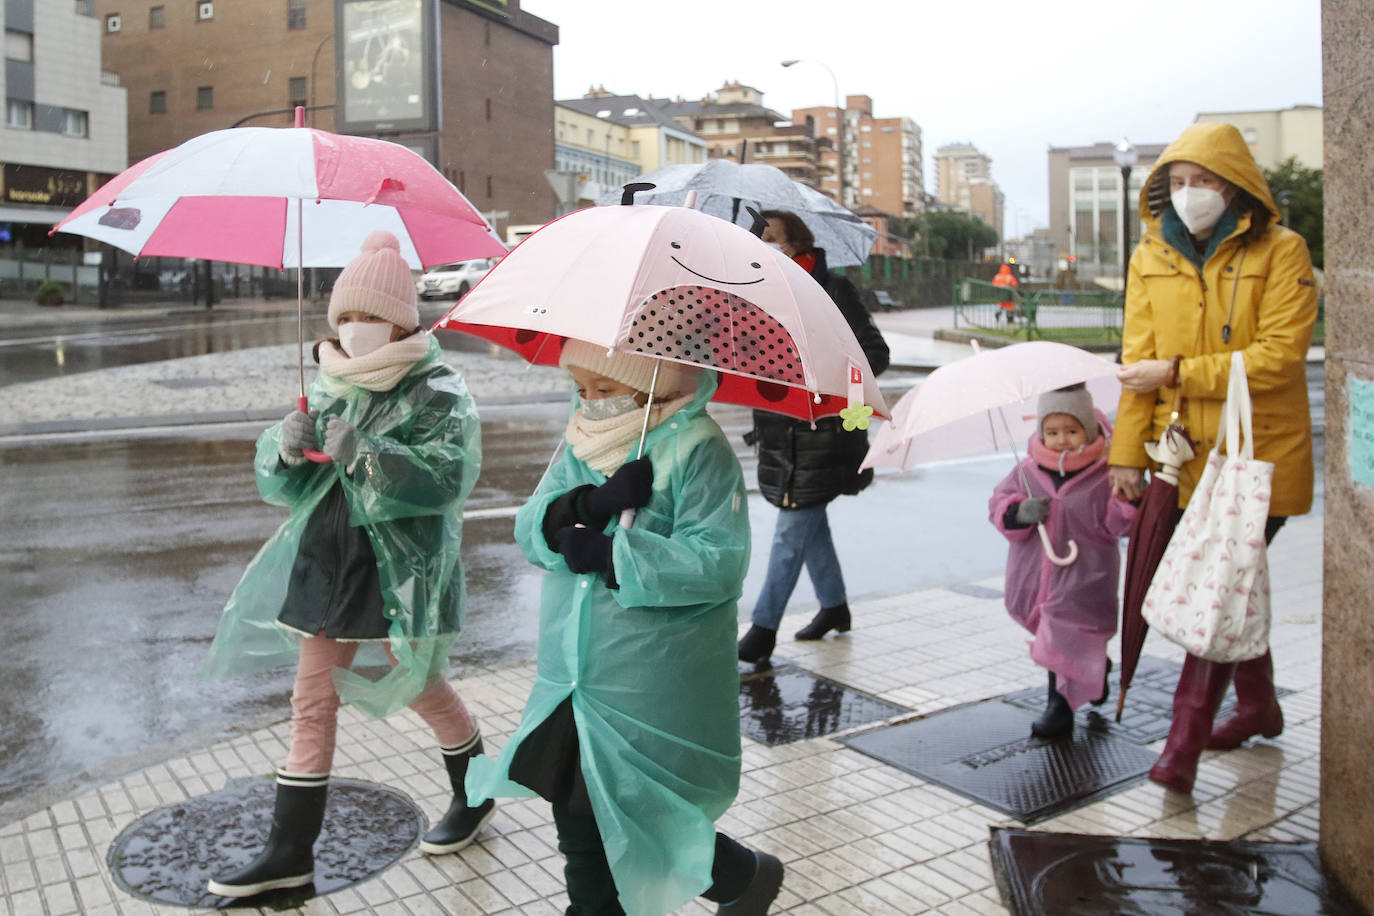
[953,278,1124,342]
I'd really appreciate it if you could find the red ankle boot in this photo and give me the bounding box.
[1149,654,1234,793]
[1207,651,1283,750]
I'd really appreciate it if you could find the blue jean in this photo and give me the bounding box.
[751,504,847,630]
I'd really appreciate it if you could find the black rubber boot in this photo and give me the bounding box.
[420,734,496,855]
[716,849,784,914]
[1030,673,1074,739]
[1091,658,1113,707]
[737,625,777,663]
[207,772,328,898]
[794,603,851,641]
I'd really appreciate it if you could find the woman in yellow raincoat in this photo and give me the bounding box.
[466,340,782,916]
[1108,122,1318,793]
[202,232,491,897]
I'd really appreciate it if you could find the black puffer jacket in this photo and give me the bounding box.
[751,248,890,509]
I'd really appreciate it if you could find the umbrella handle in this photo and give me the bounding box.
[619,508,636,529]
[1037,523,1078,566]
[1115,687,1128,723]
[297,395,333,464]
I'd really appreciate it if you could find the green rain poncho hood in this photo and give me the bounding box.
[204,335,480,717]
[466,369,751,916]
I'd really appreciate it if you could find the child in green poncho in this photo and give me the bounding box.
[203,231,490,898]
[465,339,784,916]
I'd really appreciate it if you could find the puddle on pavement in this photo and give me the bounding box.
[989,829,1368,915]
[738,664,910,746]
[107,776,422,909]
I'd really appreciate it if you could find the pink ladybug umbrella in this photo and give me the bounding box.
[435,198,887,427]
[53,107,504,460]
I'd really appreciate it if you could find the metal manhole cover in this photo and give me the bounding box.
[107,775,423,909]
[842,699,1156,823]
[989,829,1369,916]
[1002,656,1294,746]
[740,664,910,747]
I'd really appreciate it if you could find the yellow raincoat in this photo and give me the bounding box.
[1110,121,1317,515]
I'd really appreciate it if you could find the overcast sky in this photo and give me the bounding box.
[519,0,1323,235]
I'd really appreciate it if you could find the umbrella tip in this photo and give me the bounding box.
[620,182,655,206]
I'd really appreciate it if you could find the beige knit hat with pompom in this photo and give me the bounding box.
[327,230,419,331]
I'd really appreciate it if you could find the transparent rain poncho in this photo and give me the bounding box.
[203,336,481,717]
[465,371,752,916]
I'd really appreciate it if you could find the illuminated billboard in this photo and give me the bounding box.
[334,0,439,135]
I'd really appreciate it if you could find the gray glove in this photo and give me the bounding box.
[1015,497,1050,525]
[278,409,318,465]
[322,415,359,467]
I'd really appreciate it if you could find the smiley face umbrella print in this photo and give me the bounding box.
[435,203,886,423]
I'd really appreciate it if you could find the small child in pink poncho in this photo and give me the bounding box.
[988,383,1138,738]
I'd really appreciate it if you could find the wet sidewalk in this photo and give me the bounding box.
[0,506,1324,915]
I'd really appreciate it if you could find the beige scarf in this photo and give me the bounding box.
[317,331,433,395]
[566,393,693,475]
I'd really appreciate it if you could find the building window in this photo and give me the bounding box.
[287,0,306,29]
[197,86,214,109]
[63,109,89,137]
[106,13,122,32]
[75,0,95,15]
[5,30,34,62]
[485,98,492,121]
[150,90,167,113]
[149,5,165,28]
[288,76,307,110]
[486,175,493,198]
[195,1,214,21]
[5,98,33,129]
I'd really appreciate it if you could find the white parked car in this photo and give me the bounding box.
[416,256,500,300]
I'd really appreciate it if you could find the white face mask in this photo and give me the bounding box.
[1170,186,1228,236]
[338,321,394,358]
[579,392,642,421]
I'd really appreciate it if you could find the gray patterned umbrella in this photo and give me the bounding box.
[596,159,878,267]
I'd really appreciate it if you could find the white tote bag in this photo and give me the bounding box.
[1142,351,1273,663]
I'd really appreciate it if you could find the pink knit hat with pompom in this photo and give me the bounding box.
[327,230,419,330]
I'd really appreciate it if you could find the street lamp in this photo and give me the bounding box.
[1112,137,1138,293]
[781,58,844,207]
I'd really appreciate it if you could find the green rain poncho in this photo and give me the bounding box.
[204,336,480,717]
[466,371,750,916]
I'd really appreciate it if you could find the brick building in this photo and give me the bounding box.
[93,0,558,236]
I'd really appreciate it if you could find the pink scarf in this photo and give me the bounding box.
[1029,429,1109,475]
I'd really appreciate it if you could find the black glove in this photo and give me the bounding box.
[581,457,654,526]
[1014,497,1050,525]
[555,526,614,575]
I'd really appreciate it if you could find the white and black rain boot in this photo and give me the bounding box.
[207,771,328,898]
[419,732,496,855]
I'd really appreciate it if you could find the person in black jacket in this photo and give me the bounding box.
[737,210,890,665]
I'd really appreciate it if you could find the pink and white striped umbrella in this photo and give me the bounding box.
[52,122,505,269]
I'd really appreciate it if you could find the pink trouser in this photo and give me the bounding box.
[284,635,476,774]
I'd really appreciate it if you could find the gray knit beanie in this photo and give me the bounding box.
[1037,383,1099,442]
[327,230,420,331]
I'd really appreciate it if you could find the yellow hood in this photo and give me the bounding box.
[1139,121,1279,227]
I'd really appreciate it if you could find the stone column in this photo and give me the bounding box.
[1321,2,1374,908]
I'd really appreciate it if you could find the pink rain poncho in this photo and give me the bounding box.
[989,418,1137,709]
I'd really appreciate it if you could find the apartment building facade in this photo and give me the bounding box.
[1194,104,1323,170]
[1047,140,1166,284]
[2,0,127,250]
[933,141,1004,237]
[652,82,831,192]
[553,91,706,210]
[792,95,923,218]
[93,0,559,235]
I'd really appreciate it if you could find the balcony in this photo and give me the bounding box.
[101,72,121,87]
[75,0,95,15]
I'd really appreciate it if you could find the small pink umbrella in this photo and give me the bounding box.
[863,340,1122,564]
[54,108,505,460]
